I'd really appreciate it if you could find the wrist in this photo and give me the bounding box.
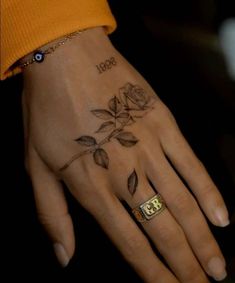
[21,26,114,79]
[19,30,83,66]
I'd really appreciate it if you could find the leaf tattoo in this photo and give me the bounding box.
[91,109,114,120]
[109,128,123,138]
[95,121,115,133]
[127,169,138,195]
[93,148,109,169]
[116,112,130,124]
[109,96,122,113]
[59,82,157,171]
[115,132,138,147]
[75,136,97,146]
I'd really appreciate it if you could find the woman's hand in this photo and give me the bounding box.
[22,27,229,282]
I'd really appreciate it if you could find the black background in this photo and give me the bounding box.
[1,1,235,282]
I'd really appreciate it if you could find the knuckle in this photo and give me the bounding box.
[200,182,217,198]
[184,266,206,283]
[158,103,172,117]
[158,104,177,127]
[68,176,110,212]
[79,187,113,217]
[169,191,197,216]
[37,212,49,225]
[157,223,185,249]
[79,190,105,212]
[194,232,217,254]
[190,163,215,193]
[124,237,149,262]
[37,212,57,226]
[143,269,176,283]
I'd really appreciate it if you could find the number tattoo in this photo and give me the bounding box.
[96,57,117,74]
[59,82,157,171]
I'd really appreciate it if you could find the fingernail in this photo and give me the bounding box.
[53,243,70,267]
[214,207,230,227]
[208,257,227,281]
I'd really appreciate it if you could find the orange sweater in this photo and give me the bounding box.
[0,0,116,80]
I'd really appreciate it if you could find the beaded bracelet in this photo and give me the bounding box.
[19,30,84,69]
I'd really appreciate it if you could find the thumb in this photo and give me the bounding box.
[28,147,75,267]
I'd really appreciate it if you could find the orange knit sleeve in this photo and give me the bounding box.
[0,0,116,80]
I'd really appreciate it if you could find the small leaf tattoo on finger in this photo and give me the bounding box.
[59,82,157,171]
[128,169,138,195]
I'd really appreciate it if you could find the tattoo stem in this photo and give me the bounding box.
[59,118,130,171]
[114,113,117,128]
[59,148,95,171]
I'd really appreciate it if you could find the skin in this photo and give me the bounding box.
[21,27,229,282]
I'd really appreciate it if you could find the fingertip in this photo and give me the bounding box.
[213,207,230,227]
[51,214,76,266]
[53,243,70,267]
[40,213,75,267]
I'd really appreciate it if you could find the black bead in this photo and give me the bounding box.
[33,51,45,63]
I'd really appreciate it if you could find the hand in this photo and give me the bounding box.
[22,27,229,282]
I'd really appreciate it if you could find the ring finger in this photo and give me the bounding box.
[122,172,209,283]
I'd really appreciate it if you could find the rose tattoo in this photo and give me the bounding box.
[59,83,156,171]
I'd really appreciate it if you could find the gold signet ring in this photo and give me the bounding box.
[132,194,166,222]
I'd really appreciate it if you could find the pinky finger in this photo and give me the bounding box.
[28,147,75,267]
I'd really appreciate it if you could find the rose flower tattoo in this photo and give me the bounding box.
[59,83,157,171]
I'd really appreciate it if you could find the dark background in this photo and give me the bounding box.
[1,0,235,282]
